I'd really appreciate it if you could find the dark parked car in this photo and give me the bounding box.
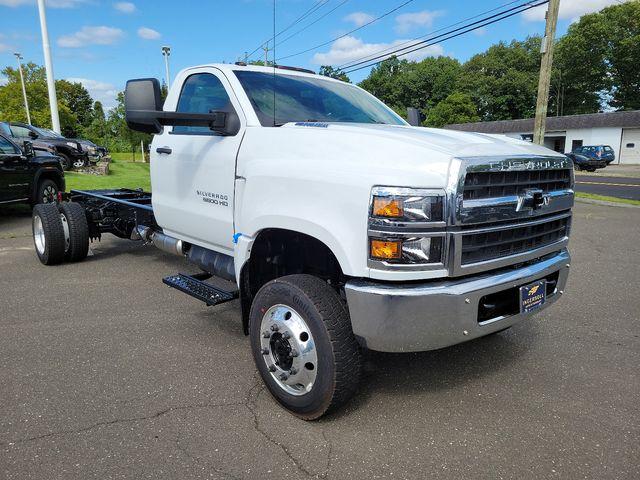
[0,133,65,206]
[70,138,109,164]
[0,121,57,156]
[565,152,607,172]
[572,145,615,164]
[0,121,87,170]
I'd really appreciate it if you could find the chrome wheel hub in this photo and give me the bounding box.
[260,304,318,396]
[60,213,70,252]
[33,215,45,255]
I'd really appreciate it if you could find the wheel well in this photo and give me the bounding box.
[239,229,345,334]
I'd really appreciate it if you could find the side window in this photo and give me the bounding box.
[173,73,232,135]
[0,136,19,154]
[10,125,32,137]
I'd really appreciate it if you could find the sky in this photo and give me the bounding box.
[0,0,627,110]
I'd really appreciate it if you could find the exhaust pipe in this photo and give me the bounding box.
[133,225,185,257]
[150,231,185,256]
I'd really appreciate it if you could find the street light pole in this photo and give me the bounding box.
[14,53,31,125]
[161,46,171,88]
[36,0,60,133]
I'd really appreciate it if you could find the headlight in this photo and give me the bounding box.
[369,236,444,264]
[66,141,78,149]
[370,187,444,223]
[368,187,447,267]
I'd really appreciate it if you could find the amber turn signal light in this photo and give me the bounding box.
[372,197,403,218]
[370,239,402,260]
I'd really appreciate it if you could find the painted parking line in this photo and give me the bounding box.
[576,181,640,187]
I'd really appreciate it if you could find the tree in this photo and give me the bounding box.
[0,62,91,136]
[556,1,640,112]
[458,36,542,121]
[424,92,480,127]
[318,65,350,82]
[56,80,94,129]
[106,91,151,154]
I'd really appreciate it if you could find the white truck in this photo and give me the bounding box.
[31,64,573,419]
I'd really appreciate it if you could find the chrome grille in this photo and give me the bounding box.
[450,156,574,276]
[463,169,573,200]
[461,215,570,265]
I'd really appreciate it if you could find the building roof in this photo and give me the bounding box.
[445,110,640,133]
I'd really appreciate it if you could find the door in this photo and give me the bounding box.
[0,136,30,203]
[151,68,245,254]
[620,128,640,164]
[8,124,34,144]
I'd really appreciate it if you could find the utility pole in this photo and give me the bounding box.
[262,42,271,66]
[161,46,171,87]
[533,0,560,146]
[14,53,31,125]
[36,0,61,134]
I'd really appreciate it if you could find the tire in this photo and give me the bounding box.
[32,203,66,265]
[249,274,362,420]
[58,202,89,262]
[34,178,59,205]
[58,153,72,171]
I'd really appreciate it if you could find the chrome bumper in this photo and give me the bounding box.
[345,250,570,352]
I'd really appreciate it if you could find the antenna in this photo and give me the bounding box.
[272,0,277,127]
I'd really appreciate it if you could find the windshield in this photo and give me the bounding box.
[33,126,64,138]
[234,71,406,127]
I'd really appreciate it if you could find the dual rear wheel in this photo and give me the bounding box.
[32,202,89,265]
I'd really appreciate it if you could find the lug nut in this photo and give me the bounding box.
[268,365,276,372]
[279,373,289,381]
[261,348,269,355]
[289,349,299,358]
[289,368,298,375]
[282,331,290,339]
[263,331,271,338]
[270,324,279,332]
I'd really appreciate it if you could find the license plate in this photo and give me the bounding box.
[520,280,546,313]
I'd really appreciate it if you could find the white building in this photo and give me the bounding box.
[446,110,640,164]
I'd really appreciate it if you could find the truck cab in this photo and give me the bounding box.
[33,63,573,419]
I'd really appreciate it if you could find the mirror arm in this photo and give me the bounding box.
[129,110,227,130]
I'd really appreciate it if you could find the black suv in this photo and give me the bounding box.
[0,133,65,206]
[0,121,87,170]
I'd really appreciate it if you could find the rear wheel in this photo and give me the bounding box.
[34,179,59,205]
[249,274,362,420]
[59,202,89,262]
[32,203,66,265]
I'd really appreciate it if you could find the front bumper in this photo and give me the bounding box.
[345,249,570,352]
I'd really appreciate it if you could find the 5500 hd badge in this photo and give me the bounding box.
[197,190,229,206]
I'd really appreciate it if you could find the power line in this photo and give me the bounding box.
[246,0,330,59]
[276,0,416,61]
[343,0,548,74]
[276,0,351,48]
[336,0,526,70]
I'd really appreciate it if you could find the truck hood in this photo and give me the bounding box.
[282,122,558,159]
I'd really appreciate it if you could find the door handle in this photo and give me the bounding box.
[156,147,172,154]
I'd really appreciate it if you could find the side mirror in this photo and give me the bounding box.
[23,140,34,157]
[28,130,38,139]
[125,77,241,136]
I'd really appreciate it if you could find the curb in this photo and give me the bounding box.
[575,197,640,209]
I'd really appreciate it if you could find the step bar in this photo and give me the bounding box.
[162,272,238,307]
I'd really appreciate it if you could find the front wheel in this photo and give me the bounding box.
[34,179,59,205]
[249,274,362,420]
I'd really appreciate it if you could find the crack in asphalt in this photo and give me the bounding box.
[243,373,317,479]
[174,432,244,480]
[0,401,244,448]
[319,429,333,479]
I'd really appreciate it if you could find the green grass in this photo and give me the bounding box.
[65,158,151,191]
[576,192,640,206]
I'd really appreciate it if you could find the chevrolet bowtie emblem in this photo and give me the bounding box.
[516,188,551,212]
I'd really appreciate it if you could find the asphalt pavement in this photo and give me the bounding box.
[0,203,638,479]
[575,174,640,201]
